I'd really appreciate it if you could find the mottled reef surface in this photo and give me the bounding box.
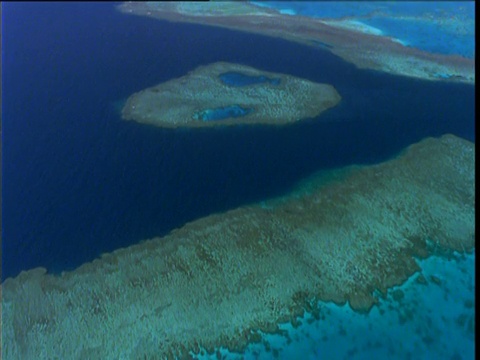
[122,62,340,128]
[117,2,474,84]
[1,134,474,359]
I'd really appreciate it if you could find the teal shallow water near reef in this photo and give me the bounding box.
[362,16,475,59]
[219,72,281,87]
[195,252,475,359]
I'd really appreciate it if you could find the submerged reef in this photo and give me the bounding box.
[122,62,341,128]
[1,135,474,359]
[117,2,475,84]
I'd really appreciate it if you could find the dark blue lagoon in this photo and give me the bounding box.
[193,104,252,121]
[219,71,281,87]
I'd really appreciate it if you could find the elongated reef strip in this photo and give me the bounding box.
[1,134,474,359]
[117,2,474,84]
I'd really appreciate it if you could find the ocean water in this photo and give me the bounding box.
[2,1,475,279]
[1,2,475,358]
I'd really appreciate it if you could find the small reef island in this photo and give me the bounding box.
[2,134,474,359]
[122,62,341,128]
[117,2,474,84]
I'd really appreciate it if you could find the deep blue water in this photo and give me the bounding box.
[1,2,475,281]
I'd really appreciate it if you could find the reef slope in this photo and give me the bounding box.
[1,135,474,359]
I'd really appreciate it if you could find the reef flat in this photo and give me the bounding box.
[117,2,474,84]
[1,135,474,359]
[122,62,341,128]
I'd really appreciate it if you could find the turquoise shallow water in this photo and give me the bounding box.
[362,16,474,59]
[194,252,475,359]
[251,1,475,59]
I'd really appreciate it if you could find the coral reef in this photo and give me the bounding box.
[117,2,474,84]
[1,134,474,359]
[122,62,341,128]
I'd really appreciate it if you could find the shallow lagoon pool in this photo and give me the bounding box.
[193,104,253,121]
[219,71,281,87]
